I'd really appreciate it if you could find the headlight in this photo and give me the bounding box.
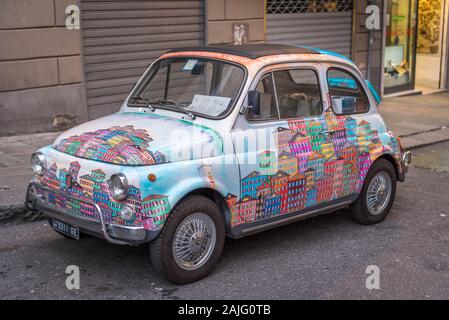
[109,173,129,201]
[31,152,46,176]
[118,206,133,220]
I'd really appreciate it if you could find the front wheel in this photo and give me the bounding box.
[350,159,397,225]
[150,195,225,284]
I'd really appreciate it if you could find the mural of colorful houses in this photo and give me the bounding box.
[35,112,394,232]
[35,160,170,231]
[228,111,386,228]
[54,125,166,166]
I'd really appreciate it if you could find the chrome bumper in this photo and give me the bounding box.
[25,182,148,246]
[402,151,412,171]
[399,151,412,181]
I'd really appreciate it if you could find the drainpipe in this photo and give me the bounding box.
[366,0,375,82]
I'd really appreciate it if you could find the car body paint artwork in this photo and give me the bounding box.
[34,104,399,234]
[52,112,224,165]
[226,109,400,228]
[53,125,166,166]
[35,112,226,231]
[34,160,172,230]
[28,47,406,245]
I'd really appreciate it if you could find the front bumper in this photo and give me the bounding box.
[25,182,149,245]
[399,151,412,182]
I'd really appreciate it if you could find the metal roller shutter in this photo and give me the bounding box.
[80,0,205,119]
[266,0,353,57]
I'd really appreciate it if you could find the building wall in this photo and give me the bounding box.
[207,0,383,93]
[0,0,87,136]
[352,0,384,93]
[0,0,398,137]
[207,0,265,44]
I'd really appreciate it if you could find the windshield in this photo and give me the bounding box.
[128,57,245,118]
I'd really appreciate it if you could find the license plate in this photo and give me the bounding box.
[52,218,80,240]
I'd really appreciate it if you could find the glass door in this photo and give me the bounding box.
[415,0,446,92]
[384,0,418,94]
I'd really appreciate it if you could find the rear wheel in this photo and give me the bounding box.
[150,195,225,284]
[350,159,397,225]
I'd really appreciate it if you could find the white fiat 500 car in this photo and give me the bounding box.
[27,44,411,284]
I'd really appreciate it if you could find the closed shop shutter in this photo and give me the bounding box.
[80,0,205,119]
[266,0,353,57]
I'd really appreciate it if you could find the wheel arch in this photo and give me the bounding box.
[373,153,400,181]
[169,186,232,234]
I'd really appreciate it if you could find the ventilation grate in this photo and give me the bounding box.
[267,0,353,14]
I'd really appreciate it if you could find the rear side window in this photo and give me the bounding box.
[327,68,370,114]
[273,69,323,119]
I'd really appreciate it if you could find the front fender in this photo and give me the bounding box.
[137,156,240,240]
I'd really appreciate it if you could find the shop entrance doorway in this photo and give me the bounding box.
[415,0,448,93]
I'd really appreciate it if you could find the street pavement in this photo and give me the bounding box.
[1,141,449,299]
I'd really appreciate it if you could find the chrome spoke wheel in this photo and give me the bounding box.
[172,212,216,271]
[366,171,392,215]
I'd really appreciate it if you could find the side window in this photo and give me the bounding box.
[246,74,278,121]
[273,69,323,119]
[327,68,370,114]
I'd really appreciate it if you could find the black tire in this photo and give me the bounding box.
[149,195,225,284]
[350,159,397,225]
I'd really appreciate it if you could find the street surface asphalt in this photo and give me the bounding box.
[1,141,449,299]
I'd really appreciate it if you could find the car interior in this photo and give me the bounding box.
[247,69,323,121]
[327,69,369,114]
[274,69,322,118]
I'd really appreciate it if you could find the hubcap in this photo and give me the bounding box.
[366,171,392,215]
[172,213,216,271]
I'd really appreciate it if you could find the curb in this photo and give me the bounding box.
[400,126,449,151]
[0,204,44,224]
[405,138,449,151]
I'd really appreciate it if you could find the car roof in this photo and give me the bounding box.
[167,43,321,60]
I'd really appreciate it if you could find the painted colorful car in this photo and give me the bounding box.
[26,44,411,284]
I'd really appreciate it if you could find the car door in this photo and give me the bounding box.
[229,63,334,233]
[324,66,380,195]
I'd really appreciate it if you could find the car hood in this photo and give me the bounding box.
[52,112,223,166]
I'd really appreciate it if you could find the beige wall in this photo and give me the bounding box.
[207,0,265,44]
[0,0,87,136]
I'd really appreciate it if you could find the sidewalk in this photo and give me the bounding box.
[380,91,449,148]
[0,132,59,217]
[1,92,449,218]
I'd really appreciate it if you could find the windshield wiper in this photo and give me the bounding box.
[129,97,196,120]
[127,96,156,111]
[150,99,196,120]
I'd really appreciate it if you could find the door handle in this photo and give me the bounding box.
[322,130,335,135]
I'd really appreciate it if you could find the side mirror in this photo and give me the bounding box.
[247,90,260,115]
